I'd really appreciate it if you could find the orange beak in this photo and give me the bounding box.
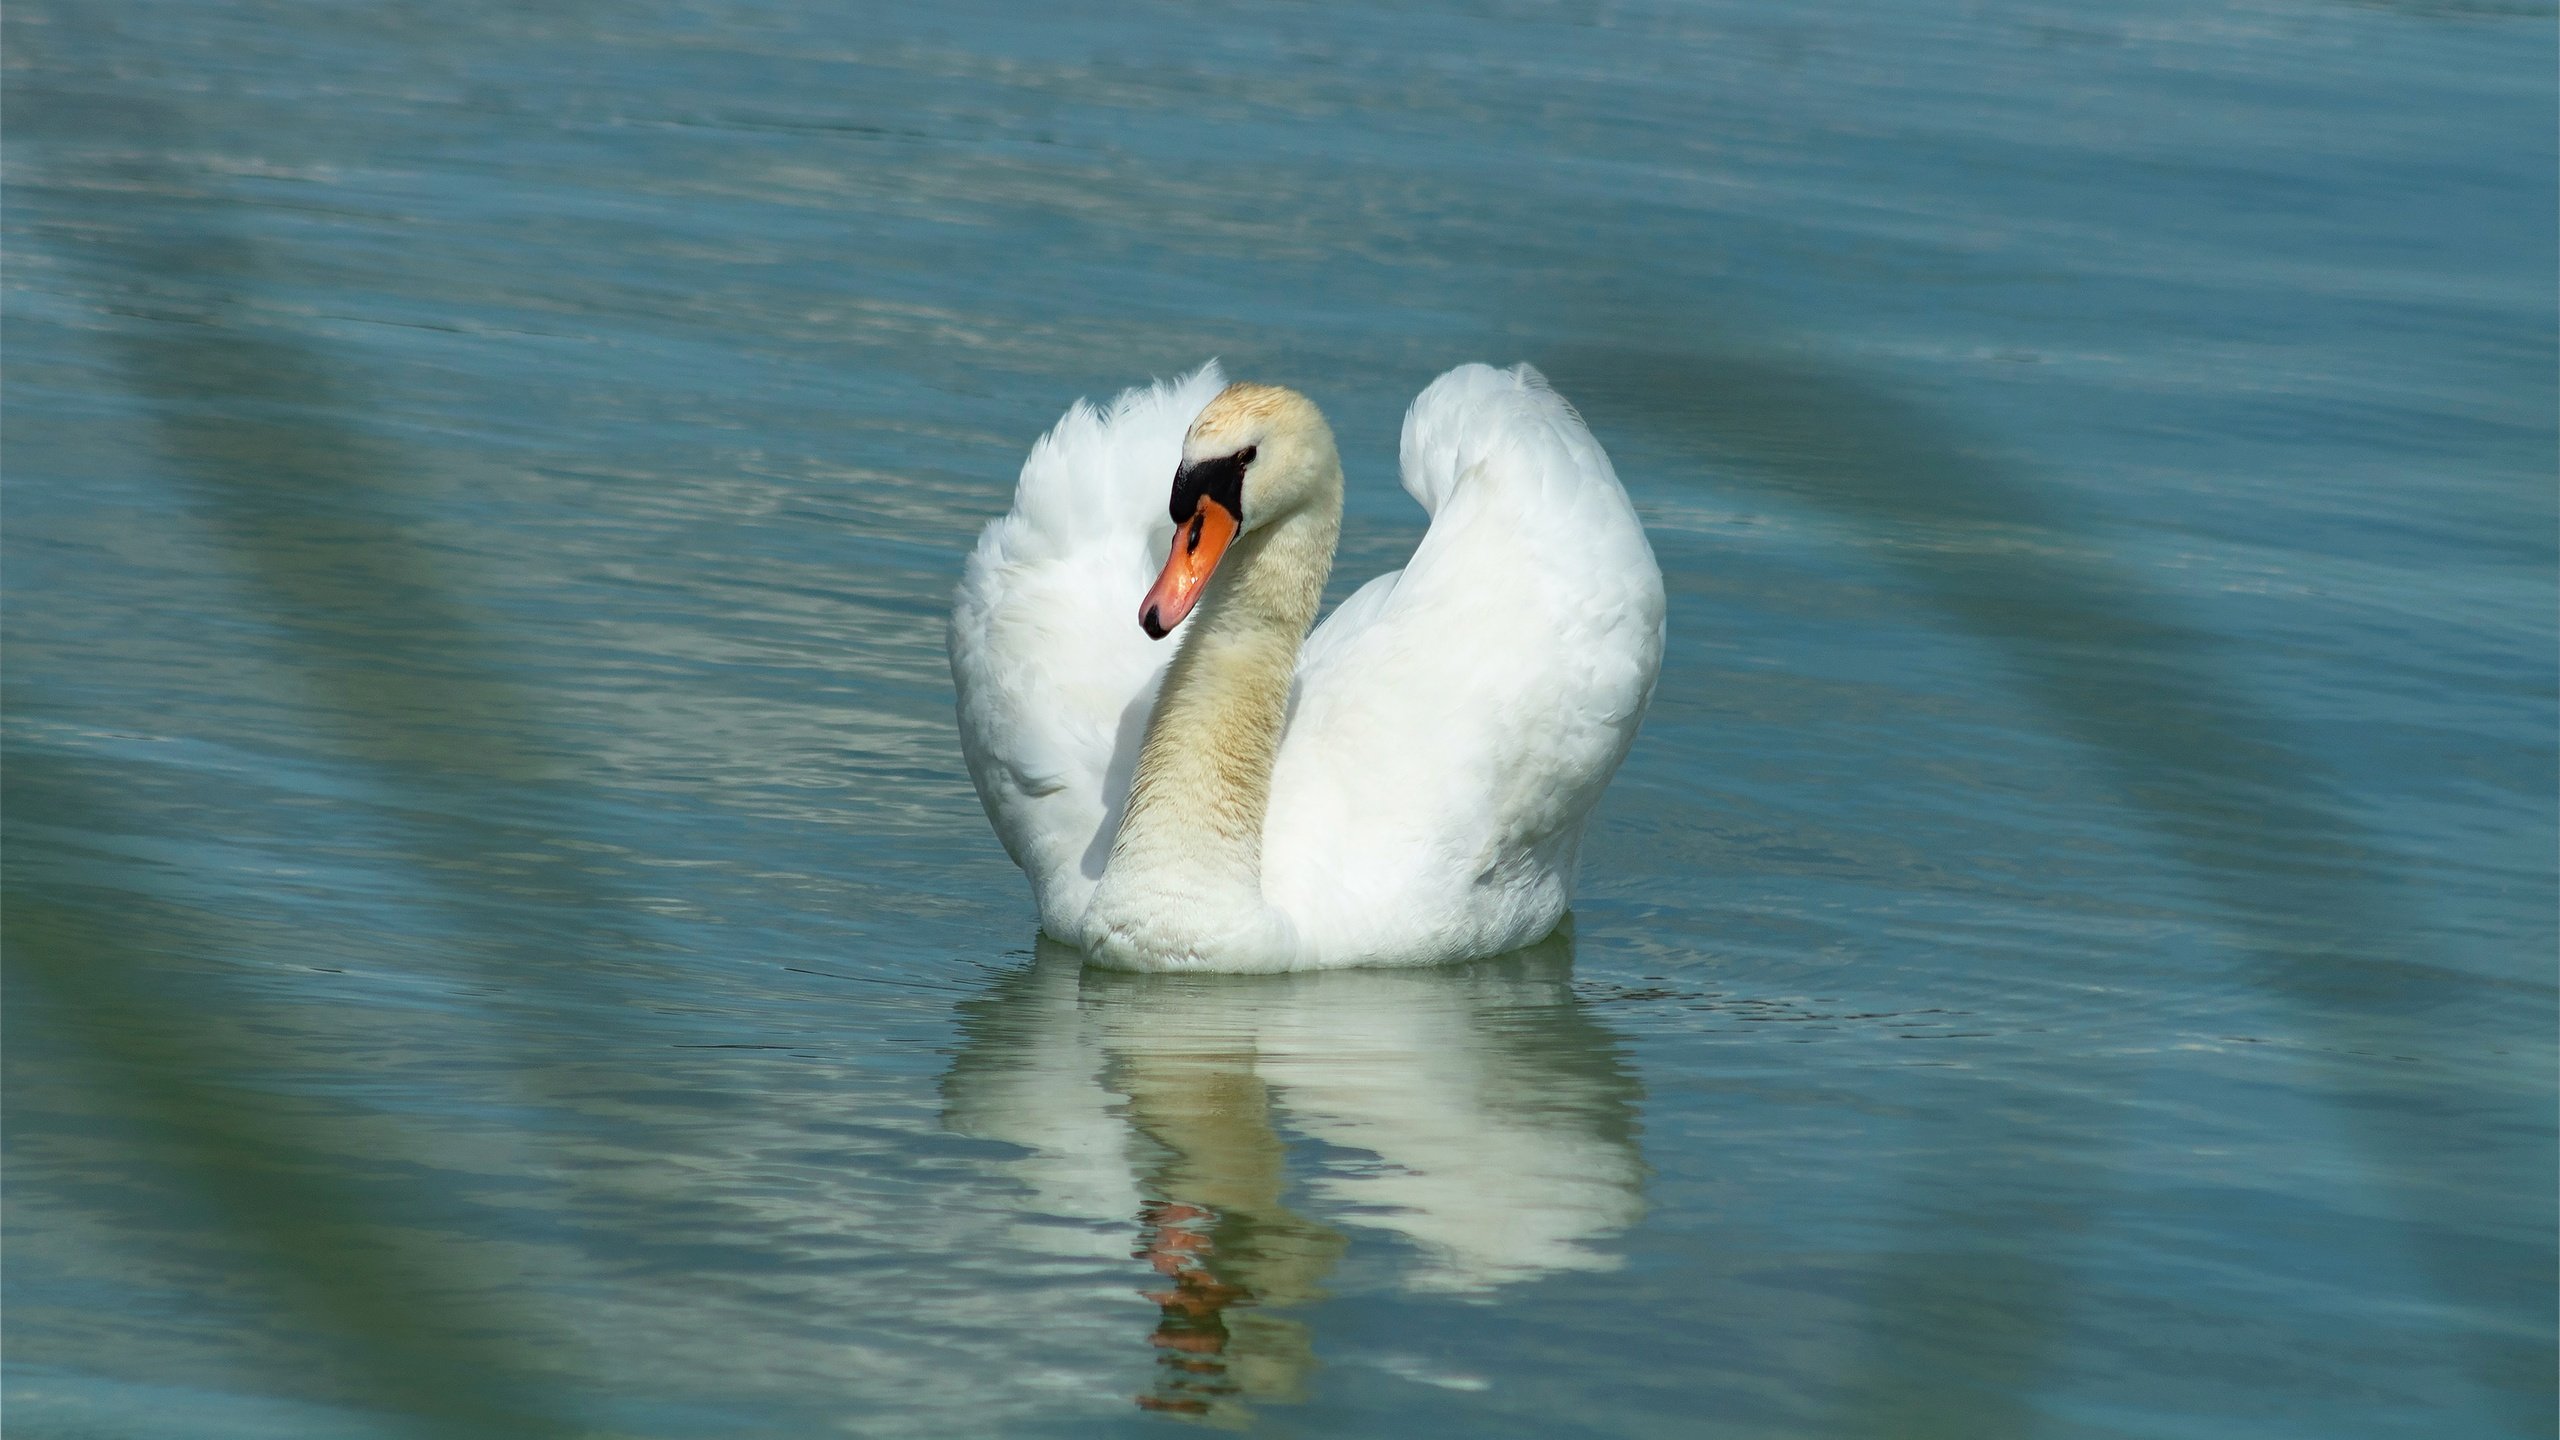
[1140,499,1239,639]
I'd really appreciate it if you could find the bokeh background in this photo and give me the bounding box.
[6,0,2554,1436]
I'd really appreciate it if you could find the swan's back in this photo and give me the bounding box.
[950,365,1225,934]
[1264,364,1665,965]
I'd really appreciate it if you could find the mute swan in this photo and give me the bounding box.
[950,363,1663,972]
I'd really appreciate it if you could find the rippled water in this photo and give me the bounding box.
[6,0,2554,1435]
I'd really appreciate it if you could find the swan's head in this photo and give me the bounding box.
[1141,382,1337,639]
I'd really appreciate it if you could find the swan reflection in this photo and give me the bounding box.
[942,930,1644,1420]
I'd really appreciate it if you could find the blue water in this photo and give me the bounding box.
[6,0,2553,1435]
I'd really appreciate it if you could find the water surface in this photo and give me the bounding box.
[6,0,2554,1435]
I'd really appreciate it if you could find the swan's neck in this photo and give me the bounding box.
[1092,486,1339,958]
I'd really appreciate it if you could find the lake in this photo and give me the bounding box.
[5,0,2554,1435]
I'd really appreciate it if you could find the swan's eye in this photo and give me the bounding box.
[1167,449,1250,526]
[1236,445,1257,466]
[1186,513,1205,554]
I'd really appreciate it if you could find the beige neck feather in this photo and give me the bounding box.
[1104,480,1340,914]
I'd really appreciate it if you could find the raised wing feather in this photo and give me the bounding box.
[950,364,1225,934]
[1266,364,1665,963]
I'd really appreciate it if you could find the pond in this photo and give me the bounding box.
[6,0,2554,1435]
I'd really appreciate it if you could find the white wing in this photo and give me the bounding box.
[1265,364,1665,964]
[950,364,1225,935]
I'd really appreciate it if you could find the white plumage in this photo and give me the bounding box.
[950,362,1664,972]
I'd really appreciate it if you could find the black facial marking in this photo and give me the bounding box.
[1169,447,1252,524]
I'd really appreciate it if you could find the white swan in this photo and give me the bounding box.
[950,362,1664,972]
